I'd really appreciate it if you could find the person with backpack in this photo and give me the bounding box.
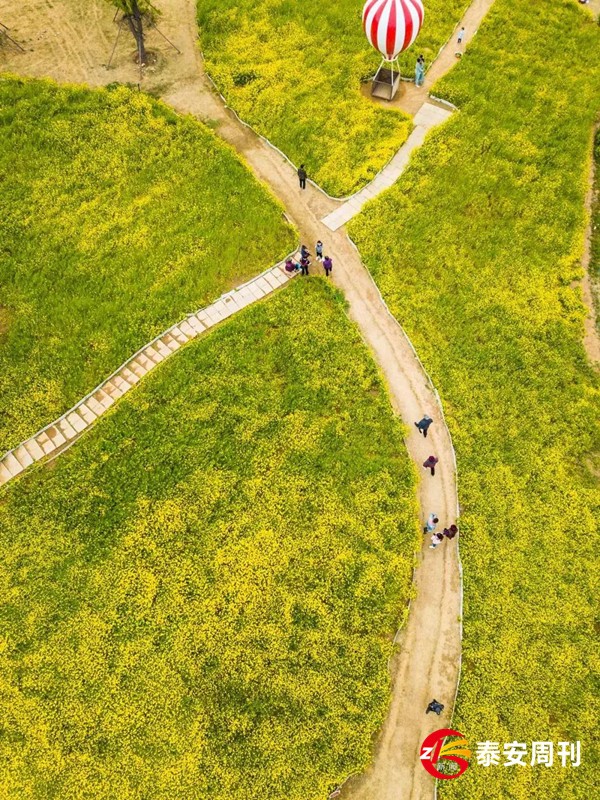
[415,415,433,437]
[426,699,445,715]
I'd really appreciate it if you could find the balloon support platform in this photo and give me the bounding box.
[371,61,401,101]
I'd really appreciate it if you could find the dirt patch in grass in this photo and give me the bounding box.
[0,0,202,95]
[0,306,12,337]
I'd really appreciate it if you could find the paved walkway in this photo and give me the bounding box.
[0,260,297,487]
[322,103,453,231]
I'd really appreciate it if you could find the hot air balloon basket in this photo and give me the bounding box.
[371,62,401,100]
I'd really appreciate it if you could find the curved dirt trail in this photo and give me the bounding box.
[581,123,600,365]
[1,1,463,796]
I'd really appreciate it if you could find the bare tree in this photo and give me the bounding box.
[107,1,158,66]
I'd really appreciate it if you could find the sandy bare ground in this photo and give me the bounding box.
[588,0,600,17]
[0,0,194,90]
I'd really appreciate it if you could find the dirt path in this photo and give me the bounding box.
[587,0,600,18]
[385,0,497,115]
[581,123,600,364]
[0,1,466,796]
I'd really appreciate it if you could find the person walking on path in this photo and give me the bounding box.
[415,55,425,87]
[298,164,307,190]
[300,256,310,276]
[426,699,445,715]
[316,240,324,261]
[323,255,333,277]
[415,414,433,437]
[424,513,439,534]
[457,26,465,44]
[300,244,310,261]
[423,455,439,476]
[443,524,458,540]
[430,532,444,549]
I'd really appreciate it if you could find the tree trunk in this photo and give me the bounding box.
[125,0,146,65]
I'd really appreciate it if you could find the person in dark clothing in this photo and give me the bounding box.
[298,164,307,189]
[444,524,458,540]
[423,455,439,476]
[323,256,333,277]
[300,256,310,276]
[415,415,433,437]
[300,244,310,260]
[426,699,445,715]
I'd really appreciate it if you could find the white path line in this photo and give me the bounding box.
[322,103,453,231]
[0,256,299,489]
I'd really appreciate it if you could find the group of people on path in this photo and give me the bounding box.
[285,242,333,278]
[424,514,458,550]
[414,414,459,549]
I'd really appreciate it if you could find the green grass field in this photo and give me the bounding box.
[349,0,600,796]
[196,0,466,196]
[0,77,295,454]
[0,279,419,800]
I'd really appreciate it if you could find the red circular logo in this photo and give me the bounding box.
[420,728,471,780]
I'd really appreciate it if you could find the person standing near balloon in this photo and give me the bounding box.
[415,55,425,87]
[362,0,425,100]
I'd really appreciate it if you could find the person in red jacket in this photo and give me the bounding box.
[423,455,439,476]
[444,524,458,539]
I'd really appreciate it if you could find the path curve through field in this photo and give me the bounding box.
[582,122,600,364]
[1,1,498,797]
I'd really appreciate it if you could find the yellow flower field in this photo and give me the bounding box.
[196,0,466,196]
[0,77,295,453]
[349,0,600,796]
[0,280,419,800]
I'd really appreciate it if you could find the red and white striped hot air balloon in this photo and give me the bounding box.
[362,0,425,62]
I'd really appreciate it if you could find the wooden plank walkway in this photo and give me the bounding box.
[0,259,298,488]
